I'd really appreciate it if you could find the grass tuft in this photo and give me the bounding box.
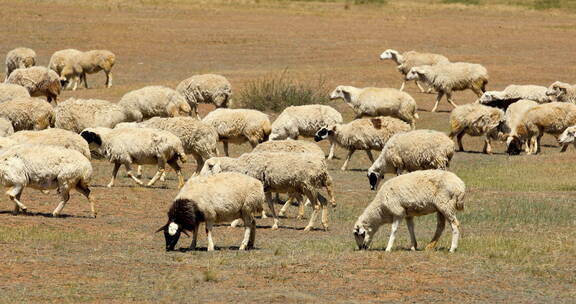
[442,0,481,4]
[533,0,561,10]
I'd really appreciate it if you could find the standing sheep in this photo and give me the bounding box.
[499,99,538,153]
[478,85,549,107]
[406,62,489,112]
[48,49,84,91]
[77,50,116,88]
[329,85,419,128]
[176,74,232,115]
[119,86,193,122]
[0,83,30,103]
[353,170,466,252]
[379,49,449,92]
[55,98,128,133]
[4,48,36,81]
[6,66,61,103]
[545,81,576,104]
[449,103,504,154]
[0,97,54,131]
[314,116,411,170]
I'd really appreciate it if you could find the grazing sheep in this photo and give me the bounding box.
[406,62,489,112]
[202,108,271,156]
[48,49,84,91]
[0,118,14,137]
[0,97,54,131]
[353,170,466,252]
[367,129,454,190]
[379,49,449,92]
[77,50,116,88]
[315,117,411,170]
[506,102,576,155]
[0,83,30,103]
[176,74,232,115]
[119,86,193,122]
[0,144,95,217]
[81,127,187,188]
[2,128,91,159]
[6,66,61,103]
[157,172,264,251]
[449,103,505,154]
[329,85,419,128]
[270,104,343,159]
[55,98,128,133]
[200,152,336,231]
[478,85,549,108]
[499,99,538,153]
[545,81,576,104]
[558,126,576,151]
[5,48,36,80]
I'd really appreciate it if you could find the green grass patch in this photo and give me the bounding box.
[442,0,481,5]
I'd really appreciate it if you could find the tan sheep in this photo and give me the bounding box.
[48,49,84,91]
[119,86,193,122]
[0,83,30,103]
[176,74,232,115]
[55,98,128,133]
[449,103,504,154]
[0,97,54,131]
[545,81,576,104]
[5,48,36,80]
[6,66,61,103]
[379,49,449,92]
[77,50,116,88]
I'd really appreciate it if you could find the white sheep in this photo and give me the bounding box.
[0,97,54,131]
[270,104,343,159]
[4,48,36,81]
[157,172,264,251]
[367,129,454,190]
[0,118,14,137]
[353,170,466,252]
[329,85,419,128]
[77,50,116,88]
[176,74,232,114]
[6,66,62,103]
[478,85,549,107]
[379,49,449,92]
[314,116,411,170]
[0,144,95,217]
[1,128,91,159]
[545,81,576,104]
[48,49,84,91]
[119,86,193,122]
[449,103,504,154]
[406,62,489,112]
[55,98,128,133]
[81,127,187,188]
[202,108,271,156]
[558,126,576,151]
[0,83,30,103]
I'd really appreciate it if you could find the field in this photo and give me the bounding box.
[1,0,575,302]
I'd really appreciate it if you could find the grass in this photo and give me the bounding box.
[442,0,480,5]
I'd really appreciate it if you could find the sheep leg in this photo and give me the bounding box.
[52,184,70,217]
[82,73,89,89]
[304,191,319,231]
[483,137,492,154]
[71,75,80,91]
[278,196,293,218]
[456,132,465,152]
[319,196,329,231]
[471,86,484,97]
[168,158,185,189]
[560,143,569,152]
[265,192,279,230]
[107,163,121,188]
[406,216,418,251]
[325,178,337,208]
[415,80,428,93]
[365,150,375,163]
[536,134,543,154]
[125,164,145,186]
[189,223,199,250]
[239,216,253,251]
[223,141,230,157]
[448,218,461,253]
[327,139,336,160]
[340,149,355,171]
[147,159,166,187]
[7,185,26,214]
[135,165,143,178]
[106,71,113,88]
[297,198,306,219]
[76,182,96,218]
[192,153,204,174]
[431,92,444,113]
[248,219,256,249]
[446,92,458,108]
[426,213,446,251]
[385,217,401,252]
[205,221,215,251]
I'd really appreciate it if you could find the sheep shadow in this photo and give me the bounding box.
[457,150,507,155]
[0,210,93,219]
[355,246,452,252]
[177,246,261,252]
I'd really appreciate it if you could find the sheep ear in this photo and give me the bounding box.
[371,118,382,129]
[341,90,351,101]
[182,230,190,237]
[155,224,168,233]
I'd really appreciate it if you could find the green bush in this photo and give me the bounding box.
[533,0,561,10]
[442,0,481,5]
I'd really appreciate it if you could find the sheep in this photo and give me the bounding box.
[6,66,61,103]
[558,126,576,151]
[4,48,36,81]
[0,118,14,137]
[499,99,538,153]
[81,127,187,188]
[478,85,549,108]
[1,128,91,159]
[0,97,54,131]
[448,103,505,154]
[0,144,95,218]
[353,170,466,253]
[314,116,411,170]
[119,86,193,122]
[367,129,455,191]
[506,102,576,155]
[0,83,30,103]
[48,49,84,91]
[157,172,264,251]
[329,85,419,128]
[379,49,449,92]
[176,74,232,114]
[55,98,128,133]
[270,104,343,159]
[75,50,115,88]
[545,81,576,104]
[200,152,336,231]
[406,62,489,112]
[202,108,271,156]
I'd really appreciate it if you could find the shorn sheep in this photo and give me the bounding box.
[0,144,95,218]
[176,74,232,115]
[4,48,36,81]
[270,104,343,159]
[546,81,576,104]
[353,170,466,253]
[48,49,84,91]
[406,62,489,112]
[379,49,449,92]
[81,127,187,188]
[315,116,411,170]
[449,103,505,154]
[329,85,419,128]
[0,97,54,131]
[0,83,30,103]
[157,172,264,251]
[2,128,91,159]
[478,85,549,108]
[55,98,128,133]
[6,66,61,103]
[202,108,271,156]
[77,50,116,88]
[119,86,193,122]
[367,129,454,190]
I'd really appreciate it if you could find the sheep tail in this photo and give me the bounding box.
[454,192,465,211]
[414,112,420,120]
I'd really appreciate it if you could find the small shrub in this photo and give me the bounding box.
[353,0,387,5]
[533,0,561,10]
[442,0,480,5]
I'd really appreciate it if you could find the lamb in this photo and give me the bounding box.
[329,85,419,128]
[0,144,95,218]
[478,85,549,108]
[176,74,232,115]
[1,128,91,159]
[558,126,576,151]
[81,127,188,188]
[270,104,343,159]
[0,97,54,131]
[448,103,505,154]
[157,172,264,251]
[0,83,30,103]
[4,48,36,80]
[0,118,14,137]
[55,98,128,133]
[48,49,84,91]
[118,86,193,122]
[499,99,538,153]
[406,62,489,112]
[77,50,116,88]
[379,49,449,92]
[200,152,336,231]
[367,129,454,191]
[6,66,62,103]
[353,170,466,253]
[202,108,271,156]
[545,81,576,104]
[314,116,411,170]
[506,102,576,155]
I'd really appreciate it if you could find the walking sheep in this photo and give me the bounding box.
[176,74,232,115]
[119,86,193,122]
[353,170,466,252]
[479,85,549,108]
[449,103,505,154]
[546,81,576,104]
[0,97,54,131]
[0,83,30,103]
[55,98,129,133]
[48,49,84,91]
[6,66,61,103]
[5,48,36,81]
[379,49,449,92]
[77,50,116,88]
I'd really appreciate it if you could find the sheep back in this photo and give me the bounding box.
[334,116,411,150]
[8,128,91,159]
[202,108,271,144]
[397,51,449,75]
[176,74,232,108]
[0,118,14,137]
[55,98,128,133]
[519,102,576,137]
[6,66,61,100]
[253,139,325,159]
[450,103,504,136]
[0,83,30,103]
[0,97,54,131]
[421,62,488,92]
[119,86,192,122]
[270,104,343,139]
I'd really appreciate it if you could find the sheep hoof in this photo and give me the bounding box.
[261,214,268,219]
[331,203,337,208]
[239,245,246,251]
[106,183,114,188]
[271,224,279,230]
[52,212,60,218]
[303,226,312,232]
[425,243,437,251]
[410,247,417,251]
[449,249,456,253]
[277,211,286,217]
[296,215,304,220]
[41,190,50,195]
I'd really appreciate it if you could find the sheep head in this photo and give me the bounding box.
[558,126,576,145]
[546,81,568,98]
[353,223,374,250]
[329,85,352,103]
[478,91,505,104]
[506,135,523,155]
[156,221,182,251]
[314,126,335,142]
[405,67,425,81]
[379,49,399,61]
[200,158,222,175]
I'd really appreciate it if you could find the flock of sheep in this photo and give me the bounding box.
[1,46,575,253]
